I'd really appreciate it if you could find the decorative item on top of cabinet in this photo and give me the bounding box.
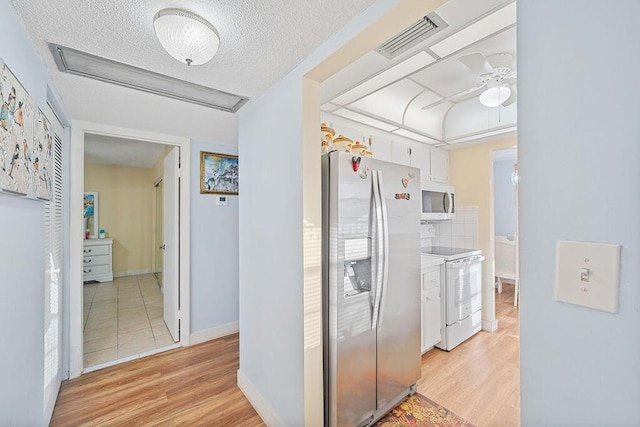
[332,134,353,153]
[83,238,114,283]
[351,139,371,157]
[321,123,335,154]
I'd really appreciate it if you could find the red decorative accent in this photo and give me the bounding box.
[352,156,361,172]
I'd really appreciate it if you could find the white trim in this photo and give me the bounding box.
[69,120,191,379]
[189,322,239,345]
[237,369,284,427]
[113,269,153,278]
[482,319,499,332]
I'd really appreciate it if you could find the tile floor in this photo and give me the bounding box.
[83,274,177,368]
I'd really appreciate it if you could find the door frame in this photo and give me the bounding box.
[69,120,191,378]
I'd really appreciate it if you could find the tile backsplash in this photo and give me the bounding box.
[422,206,479,250]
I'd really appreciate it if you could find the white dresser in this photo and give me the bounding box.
[83,238,114,282]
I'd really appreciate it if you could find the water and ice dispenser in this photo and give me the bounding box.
[344,238,372,297]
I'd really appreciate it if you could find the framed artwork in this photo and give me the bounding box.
[84,192,99,238]
[32,108,53,200]
[0,59,35,196]
[200,151,239,195]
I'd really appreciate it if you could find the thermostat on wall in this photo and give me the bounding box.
[216,196,229,206]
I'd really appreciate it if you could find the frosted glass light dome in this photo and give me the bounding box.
[479,85,511,108]
[153,9,220,66]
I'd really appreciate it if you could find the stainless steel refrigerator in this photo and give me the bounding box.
[322,151,421,427]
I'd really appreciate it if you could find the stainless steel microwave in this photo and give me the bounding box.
[421,183,455,220]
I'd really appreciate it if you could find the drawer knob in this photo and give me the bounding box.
[84,249,92,253]
[84,259,92,263]
[84,269,92,273]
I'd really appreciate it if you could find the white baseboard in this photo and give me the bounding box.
[114,269,153,278]
[482,319,499,332]
[189,321,239,345]
[237,369,284,427]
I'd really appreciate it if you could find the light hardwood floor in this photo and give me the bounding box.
[418,284,521,426]
[53,286,519,426]
[51,333,265,426]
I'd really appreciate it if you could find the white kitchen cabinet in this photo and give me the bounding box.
[391,140,411,166]
[421,263,443,353]
[372,137,392,162]
[390,141,449,185]
[430,148,449,184]
[83,238,113,282]
[409,144,431,182]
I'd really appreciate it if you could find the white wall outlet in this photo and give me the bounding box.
[555,240,620,313]
[216,196,229,206]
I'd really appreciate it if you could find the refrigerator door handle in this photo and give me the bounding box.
[377,170,390,327]
[371,172,384,330]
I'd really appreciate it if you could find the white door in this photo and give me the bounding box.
[163,147,180,341]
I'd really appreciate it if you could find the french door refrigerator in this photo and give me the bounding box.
[322,151,421,427]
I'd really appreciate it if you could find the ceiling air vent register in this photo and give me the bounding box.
[375,12,448,60]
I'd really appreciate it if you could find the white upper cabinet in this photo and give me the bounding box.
[430,148,449,184]
[391,140,411,166]
[397,142,449,185]
[409,144,431,182]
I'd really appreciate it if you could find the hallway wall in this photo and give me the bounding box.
[84,163,156,276]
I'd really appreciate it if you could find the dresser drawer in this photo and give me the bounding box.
[83,264,111,276]
[83,254,109,266]
[83,245,110,256]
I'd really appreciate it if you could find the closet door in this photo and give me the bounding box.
[43,105,64,418]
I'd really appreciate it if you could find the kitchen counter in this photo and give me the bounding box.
[420,254,445,268]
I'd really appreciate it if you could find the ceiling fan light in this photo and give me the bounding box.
[479,85,511,107]
[154,9,219,66]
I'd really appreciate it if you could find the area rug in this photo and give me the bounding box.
[375,393,474,427]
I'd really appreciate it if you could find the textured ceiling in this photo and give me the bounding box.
[85,134,167,168]
[12,0,376,144]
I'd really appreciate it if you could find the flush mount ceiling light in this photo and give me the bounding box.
[153,9,220,66]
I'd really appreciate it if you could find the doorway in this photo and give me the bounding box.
[491,147,519,306]
[69,122,191,378]
[81,137,181,370]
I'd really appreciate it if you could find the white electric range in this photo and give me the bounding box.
[421,246,484,351]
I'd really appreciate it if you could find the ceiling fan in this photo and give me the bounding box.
[458,52,517,107]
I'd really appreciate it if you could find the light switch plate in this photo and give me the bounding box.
[555,240,620,313]
[216,196,229,206]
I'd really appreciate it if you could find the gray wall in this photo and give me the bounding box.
[493,159,517,239]
[0,0,62,424]
[190,140,239,333]
[519,1,640,425]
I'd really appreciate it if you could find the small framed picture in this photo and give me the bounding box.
[200,151,239,195]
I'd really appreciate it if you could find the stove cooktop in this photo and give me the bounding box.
[420,246,481,260]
